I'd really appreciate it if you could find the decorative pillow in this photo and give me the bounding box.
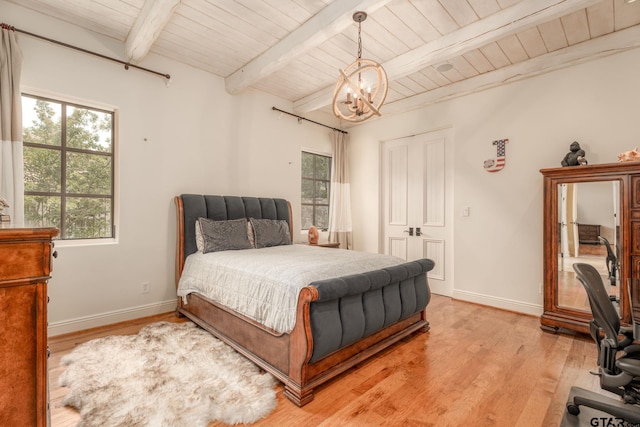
[197,217,252,253]
[195,221,205,252]
[249,218,291,248]
[247,221,255,248]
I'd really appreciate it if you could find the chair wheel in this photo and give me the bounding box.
[566,402,580,416]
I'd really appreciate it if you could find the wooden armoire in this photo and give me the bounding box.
[0,226,58,426]
[540,162,640,334]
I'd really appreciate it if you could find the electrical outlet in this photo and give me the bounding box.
[141,282,150,294]
[539,282,543,294]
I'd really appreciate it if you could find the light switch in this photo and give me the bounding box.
[462,206,470,217]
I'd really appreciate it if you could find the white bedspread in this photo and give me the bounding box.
[177,244,404,334]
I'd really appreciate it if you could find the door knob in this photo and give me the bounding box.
[416,227,422,236]
[403,227,414,236]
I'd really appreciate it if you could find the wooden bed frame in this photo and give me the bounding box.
[174,194,433,406]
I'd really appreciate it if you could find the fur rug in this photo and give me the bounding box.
[59,321,277,426]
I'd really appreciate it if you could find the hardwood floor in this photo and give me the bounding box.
[49,295,606,427]
[557,243,618,312]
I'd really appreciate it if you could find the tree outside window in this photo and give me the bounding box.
[301,151,331,230]
[22,94,115,240]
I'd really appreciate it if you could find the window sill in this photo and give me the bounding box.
[53,237,118,248]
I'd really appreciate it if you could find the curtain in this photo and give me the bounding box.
[0,26,24,223]
[328,130,353,249]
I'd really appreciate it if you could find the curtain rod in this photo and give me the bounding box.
[1,23,171,81]
[272,107,347,134]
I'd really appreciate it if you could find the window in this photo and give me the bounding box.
[301,151,331,230]
[22,94,115,240]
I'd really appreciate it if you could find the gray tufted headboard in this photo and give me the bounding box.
[175,195,292,271]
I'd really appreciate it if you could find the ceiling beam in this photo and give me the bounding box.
[382,24,640,118]
[224,0,393,95]
[293,0,602,114]
[125,0,181,62]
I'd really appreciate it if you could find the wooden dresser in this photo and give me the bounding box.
[0,226,58,426]
[577,223,601,245]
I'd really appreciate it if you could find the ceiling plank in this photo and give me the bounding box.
[438,0,479,27]
[538,18,568,52]
[497,34,529,64]
[586,1,614,38]
[615,0,640,30]
[467,0,501,19]
[517,27,548,58]
[125,0,181,61]
[480,42,511,68]
[293,0,602,114]
[382,23,640,116]
[224,0,393,95]
[561,9,590,45]
[463,49,495,73]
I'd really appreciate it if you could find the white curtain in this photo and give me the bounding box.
[328,130,352,249]
[0,26,24,223]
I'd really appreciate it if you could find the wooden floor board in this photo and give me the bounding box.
[48,295,613,427]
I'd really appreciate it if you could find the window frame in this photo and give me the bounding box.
[22,91,117,243]
[301,150,332,231]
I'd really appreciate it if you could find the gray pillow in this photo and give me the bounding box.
[198,217,252,253]
[195,221,205,252]
[249,218,291,248]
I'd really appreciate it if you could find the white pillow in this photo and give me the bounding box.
[195,220,205,252]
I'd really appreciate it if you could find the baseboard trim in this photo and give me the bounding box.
[48,299,177,337]
[452,289,543,317]
[48,292,542,336]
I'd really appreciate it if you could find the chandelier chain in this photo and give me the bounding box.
[357,21,362,60]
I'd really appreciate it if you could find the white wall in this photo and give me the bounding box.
[3,2,332,334]
[350,47,640,315]
[8,0,640,332]
[576,181,617,242]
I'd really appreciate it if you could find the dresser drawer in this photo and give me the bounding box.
[633,221,640,255]
[0,241,51,281]
[577,223,601,245]
[632,175,640,209]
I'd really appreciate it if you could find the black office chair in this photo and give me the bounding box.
[598,236,619,287]
[565,263,640,423]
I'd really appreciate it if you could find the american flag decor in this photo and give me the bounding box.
[483,139,509,173]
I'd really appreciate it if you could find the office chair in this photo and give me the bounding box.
[565,263,640,423]
[598,236,619,287]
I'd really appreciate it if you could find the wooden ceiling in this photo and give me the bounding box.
[7,0,640,124]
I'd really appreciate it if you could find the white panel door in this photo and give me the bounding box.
[381,129,452,296]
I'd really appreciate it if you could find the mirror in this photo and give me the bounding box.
[541,163,638,334]
[557,181,620,314]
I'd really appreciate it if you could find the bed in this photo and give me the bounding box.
[174,194,434,406]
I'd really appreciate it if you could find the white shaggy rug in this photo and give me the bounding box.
[58,321,277,426]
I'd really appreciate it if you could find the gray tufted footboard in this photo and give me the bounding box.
[308,258,434,362]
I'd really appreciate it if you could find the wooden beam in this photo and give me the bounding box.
[125,0,181,62]
[382,24,640,117]
[224,0,393,95]
[293,0,602,114]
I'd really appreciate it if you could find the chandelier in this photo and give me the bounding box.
[332,11,388,123]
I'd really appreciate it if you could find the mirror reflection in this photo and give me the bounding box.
[557,181,620,313]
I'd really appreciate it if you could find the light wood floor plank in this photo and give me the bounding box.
[48,295,611,427]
